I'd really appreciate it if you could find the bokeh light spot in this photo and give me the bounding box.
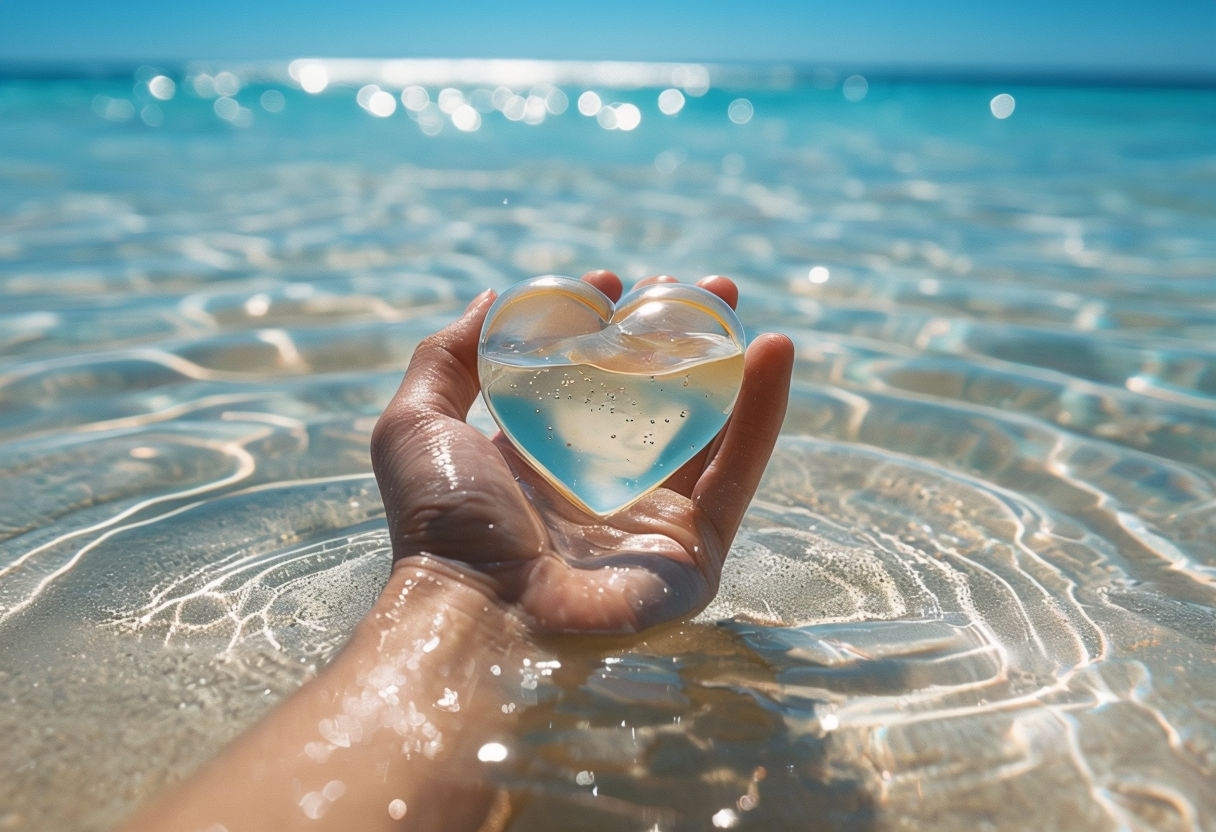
[578,91,602,117]
[451,103,481,132]
[213,97,240,120]
[213,96,252,127]
[843,74,869,102]
[658,88,686,115]
[990,93,1016,119]
[543,86,569,114]
[290,61,329,95]
[191,74,217,98]
[727,98,754,125]
[401,85,430,112]
[212,71,241,98]
[357,85,397,118]
[523,94,547,125]
[501,94,527,121]
[260,89,286,113]
[596,105,618,130]
[147,75,176,101]
[615,102,642,131]
[437,87,464,114]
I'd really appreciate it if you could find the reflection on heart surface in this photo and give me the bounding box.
[478,276,746,516]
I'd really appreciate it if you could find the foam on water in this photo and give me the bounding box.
[1,61,1215,831]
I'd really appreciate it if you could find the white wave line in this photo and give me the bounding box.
[1116,510,1216,583]
[0,437,261,624]
[829,669,1084,733]
[18,392,273,440]
[132,526,385,623]
[0,345,243,390]
[1,468,381,629]
[0,447,259,622]
[0,445,255,581]
[871,529,1020,676]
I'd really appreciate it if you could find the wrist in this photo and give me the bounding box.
[346,557,537,705]
[374,554,529,641]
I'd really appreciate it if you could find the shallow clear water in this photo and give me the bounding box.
[1,61,1215,831]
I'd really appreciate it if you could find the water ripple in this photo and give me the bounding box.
[3,68,1215,831]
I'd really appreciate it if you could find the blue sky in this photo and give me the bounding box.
[3,0,1215,76]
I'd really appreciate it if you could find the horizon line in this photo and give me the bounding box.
[2,57,1214,90]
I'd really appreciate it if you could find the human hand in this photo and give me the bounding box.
[371,270,793,633]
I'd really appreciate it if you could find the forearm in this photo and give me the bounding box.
[123,557,534,832]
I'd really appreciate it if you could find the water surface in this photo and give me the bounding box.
[1,60,1214,831]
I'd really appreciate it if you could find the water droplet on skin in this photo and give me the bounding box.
[322,780,346,801]
[477,741,510,762]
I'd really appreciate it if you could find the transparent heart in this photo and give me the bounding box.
[478,275,746,515]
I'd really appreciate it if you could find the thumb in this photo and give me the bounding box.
[387,289,496,421]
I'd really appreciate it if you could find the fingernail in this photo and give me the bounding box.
[465,288,495,312]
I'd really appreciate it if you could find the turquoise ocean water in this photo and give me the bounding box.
[1,60,1215,830]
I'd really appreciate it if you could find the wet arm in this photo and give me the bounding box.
[122,558,532,832]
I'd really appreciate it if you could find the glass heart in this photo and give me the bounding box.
[478,275,746,516]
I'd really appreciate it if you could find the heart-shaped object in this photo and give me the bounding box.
[478,275,746,516]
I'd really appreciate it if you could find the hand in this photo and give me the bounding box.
[122,272,792,832]
[371,270,794,633]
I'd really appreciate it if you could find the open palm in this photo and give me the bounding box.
[371,271,793,633]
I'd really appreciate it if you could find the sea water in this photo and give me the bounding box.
[480,336,743,514]
[1,60,1215,831]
